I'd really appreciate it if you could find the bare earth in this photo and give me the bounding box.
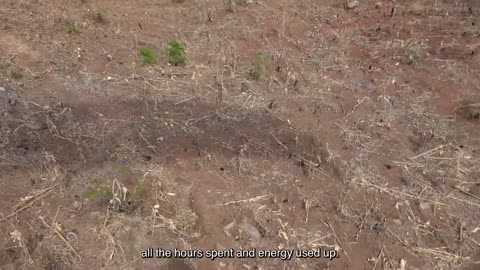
[1,0,480,269]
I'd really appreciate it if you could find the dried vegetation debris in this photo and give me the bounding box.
[1,0,480,269]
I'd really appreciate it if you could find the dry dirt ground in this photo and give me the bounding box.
[1,0,480,269]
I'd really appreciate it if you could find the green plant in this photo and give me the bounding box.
[112,162,130,175]
[83,180,112,201]
[10,68,23,79]
[131,178,146,201]
[140,47,156,64]
[166,41,186,65]
[65,21,79,34]
[248,52,268,80]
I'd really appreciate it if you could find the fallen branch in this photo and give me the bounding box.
[1,184,58,222]
[40,216,82,259]
[409,144,449,160]
[220,194,271,206]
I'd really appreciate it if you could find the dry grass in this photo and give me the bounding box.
[1,0,480,269]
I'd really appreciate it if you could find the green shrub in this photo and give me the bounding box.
[140,47,156,64]
[248,52,267,80]
[10,68,23,79]
[166,41,186,65]
[65,21,79,34]
[83,180,112,201]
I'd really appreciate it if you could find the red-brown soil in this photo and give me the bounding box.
[1,0,480,269]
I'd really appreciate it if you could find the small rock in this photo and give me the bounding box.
[224,221,236,237]
[375,2,382,9]
[392,219,403,226]
[224,221,235,231]
[219,262,227,267]
[399,259,407,270]
[345,0,360,9]
[0,86,5,92]
[239,223,261,239]
[73,200,82,210]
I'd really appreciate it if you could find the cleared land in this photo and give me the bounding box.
[1,0,480,269]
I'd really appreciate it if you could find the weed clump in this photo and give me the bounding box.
[224,0,250,12]
[140,47,156,64]
[10,67,23,79]
[407,54,421,66]
[166,41,186,65]
[83,180,112,201]
[65,21,79,34]
[248,52,268,81]
[131,178,146,201]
